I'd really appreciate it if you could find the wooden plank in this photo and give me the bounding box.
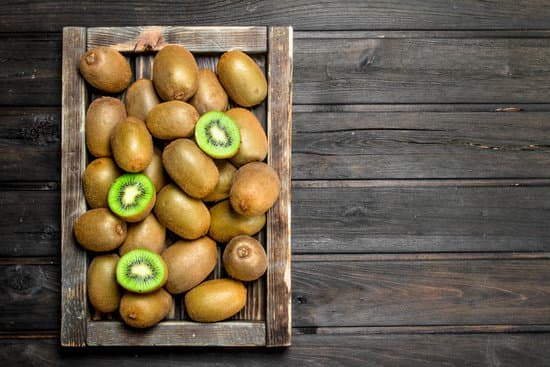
[60,27,88,347]
[3,184,550,257]
[87,321,265,347]
[0,34,61,106]
[8,33,550,106]
[3,1,550,32]
[292,259,550,327]
[266,26,293,347]
[0,107,60,182]
[293,111,550,179]
[292,185,550,253]
[2,334,550,366]
[6,259,550,331]
[87,26,267,53]
[0,190,60,257]
[294,36,550,104]
[0,264,59,331]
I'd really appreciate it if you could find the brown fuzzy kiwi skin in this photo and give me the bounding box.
[110,117,154,173]
[83,157,122,208]
[118,214,166,256]
[161,237,218,294]
[208,200,266,243]
[225,108,268,167]
[230,162,281,217]
[184,278,247,322]
[162,138,219,199]
[146,101,199,140]
[142,147,168,193]
[73,208,127,252]
[79,46,132,93]
[202,160,237,203]
[223,235,267,282]
[119,288,172,328]
[189,69,229,115]
[154,184,211,240]
[216,50,267,107]
[152,45,199,102]
[125,79,161,121]
[85,97,127,158]
[87,253,121,313]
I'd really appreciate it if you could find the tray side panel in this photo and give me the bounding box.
[266,26,293,347]
[61,26,88,347]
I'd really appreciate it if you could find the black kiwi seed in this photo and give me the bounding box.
[116,249,168,293]
[195,111,240,159]
[108,173,156,222]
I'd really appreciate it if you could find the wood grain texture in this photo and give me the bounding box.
[3,334,550,366]
[60,27,88,347]
[294,36,550,104]
[87,26,267,53]
[5,259,550,332]
[87,321,265,347]
[292,185,550,253]
[293,111,550,179]
[266,26,293,347]
[3,1,550,32]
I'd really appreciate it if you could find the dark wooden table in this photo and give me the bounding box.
[2,2,550,365]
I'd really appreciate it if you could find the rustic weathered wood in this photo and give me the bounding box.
[265,26,293,347]
[9,33,550,106]
[86,321,265,347]
[4,1,550,32]
[3,333,550,366]
[293,36,550,104]
[87,26,267,53]
[7,259,550,332]
[60,27,88,347]
[292,185,550,253]
[293,110,550,179]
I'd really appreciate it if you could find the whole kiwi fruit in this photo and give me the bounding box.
[125,78,161,121]
[162,138,219,199]
[223,235,267,282]
[189,69,228,115]
[230,162,281,217]
[202,160,237,202]
[184,278,247,322]
[87,253,121,314]
[146,101,199,140]
[208,200,266,243]
[82,157,122,208]
[142,147,167,192]
[119,288,172,328]
[73,208,127,252]
[154,184,211,240]
[85,96,127,157]
[217,50,267,107]
[153,44,199,101]
[119,214,166,256]
[110,117,154,173]
[161,237,218,294]
[79,46,132,93]
[225,108,268,167]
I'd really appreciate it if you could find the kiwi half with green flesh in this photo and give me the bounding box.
[108,173,156,223]
[116,248,168,293]
[194,111,240,159]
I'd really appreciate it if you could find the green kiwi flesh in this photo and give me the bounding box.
[116,248,168,293]
[194,111,240,159]
[108,173,156,222]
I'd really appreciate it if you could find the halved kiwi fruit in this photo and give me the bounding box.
[194,111,240,159]
[108,173,156,222]
[116,248,168,293]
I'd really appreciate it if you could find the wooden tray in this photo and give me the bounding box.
[61,26,292,347]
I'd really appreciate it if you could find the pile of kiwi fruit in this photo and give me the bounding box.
[75,44,279,328]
